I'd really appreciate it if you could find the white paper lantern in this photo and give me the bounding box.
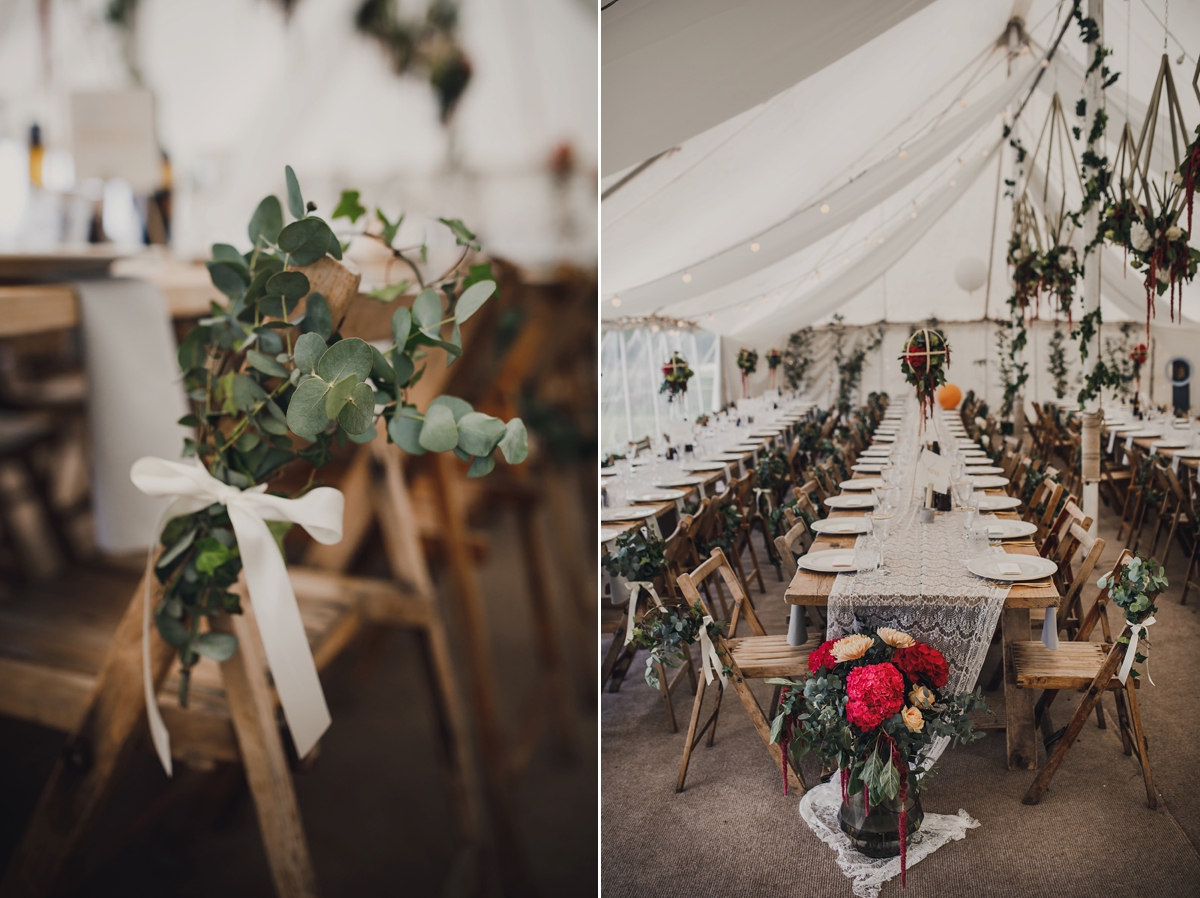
[954,257,987,293]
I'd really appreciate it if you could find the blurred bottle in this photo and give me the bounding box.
[28,123,43,188]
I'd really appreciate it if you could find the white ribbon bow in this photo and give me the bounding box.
[623,580,662,645]
[753,487,775,516]
[1117,616,1156,686]
[698,614,728,686]
[131,457,344,775]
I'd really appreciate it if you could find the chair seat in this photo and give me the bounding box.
[726,633,821,678]
[1013,640,1138,691]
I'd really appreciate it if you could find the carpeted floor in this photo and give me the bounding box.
[601,501,1200,897]
[0,507,597,897]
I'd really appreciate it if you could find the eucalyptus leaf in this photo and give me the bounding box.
[278,218,332,266]
[324,374,358,420]
[286,376,333,437]
[212,244,246,266]
[466,453,496,478]
[428,395,473,422]
[456,412,507,457]
[418,403,458,452]
[391,348,415,385]
[246,349,289,378]
[391,306,412,344]
[317,337,373,383]
[154,611,192,648]
[413,289,442,333]
[156,526,197,570]
[293,332,327,375]
[455,279,496,323]
[285,165,305,220]
[193,631,239,662]
[248,195,284,245]
[370,345,395,383]
[265,270,310,302]
[498,418,529,464]
[388,410,425,455]
[207,261,249,300]
[254,325,283,355]
[337,381,376,434]
[300,291,333,341]
[326,228,343,260]
[447,321,462,367]
[348,419,379,443]
[231,374,269,411]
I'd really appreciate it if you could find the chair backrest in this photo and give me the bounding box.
[773,518,812,580]
[661,514,696,599]
[1036,480,1066,540]
[1023,479,1052,524]
[629,436,652,457]
[1043,498,1092,565]
[675,547,766,638]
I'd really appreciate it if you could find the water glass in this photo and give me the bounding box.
[950,462,965,482]
[952,479,973,511]
[854,535,881,580]
[967,525,990,560]
[882,464,902,487]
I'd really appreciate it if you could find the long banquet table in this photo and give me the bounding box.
[784,405,1061,771]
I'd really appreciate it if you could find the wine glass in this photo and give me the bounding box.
[854,535,881,581]
[868,511,893,573]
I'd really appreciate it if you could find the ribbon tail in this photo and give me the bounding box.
[699,615,727,686]
[623,582,641,646]
[142,531,173,777]
[228,504,331,758]
[1116,618,1154,686]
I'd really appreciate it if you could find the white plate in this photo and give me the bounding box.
[962,452,989,460]
[851,463,884,473]
[983,520,1038,540]
[600,470,618,477]
[1123,429,1163,439]
[968,475,1010,488]
[840,478,885,491]
[681,462,729,472]
[656,477,706,489]
[630,490,685,503]
[600,506,658,523]
[1152,440,1190,449]
[965,465,1004,475]
[599,527,627,542]
[861,447,893,455]
[706,453,747,462]
[798,549,859,573]
[811,517,872,535]
[1170,449,1200,459]
[968,554,1058,582]
[825,494,876,509]
[749,430,783,438]
[733,442,765,450]
[977,495,1022,511]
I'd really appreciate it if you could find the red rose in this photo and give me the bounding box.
[808,640,837,673]
[844,662,906,731]
[892,643,949,688]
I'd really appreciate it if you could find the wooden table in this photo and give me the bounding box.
[784,458,1060,771]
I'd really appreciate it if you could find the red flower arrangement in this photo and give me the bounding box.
[1130,343,1148,367]
[899,328,950,424]
[769,626,986,887]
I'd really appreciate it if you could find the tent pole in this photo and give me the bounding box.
[1081,0,1104,537]
[618,329,635,444]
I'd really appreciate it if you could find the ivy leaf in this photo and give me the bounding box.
[286,376,333,438]
[368,282,410,302]
[285,165,305,220]
[317,337,373,384]
[293,332,327,375]
[456,412,506,457]
[300,291,333,341]
[193,631,239,662]
[498,418,529,464]
[466,454,496,478]
[413,289,443,334]
[337,381,376,434]
[439,217,479,249]
[246,349,288,378]
[332,189,366,223]
[278,218,332,266]
[376,208,402,246]
[194,537,233,575]
[418,402,459,452]
[324,374,358,420]
[249,195,284,246]
[461,261,493,292]
[387,408,425,455]
[455,279,495,323]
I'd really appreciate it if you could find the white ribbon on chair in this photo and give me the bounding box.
[131,457,344,775]
[698,614,728,686]
[753,487,775,516]
[623,580,663,645]
[1116,616,1156,686]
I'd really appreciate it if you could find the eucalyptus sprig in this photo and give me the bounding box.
[159,164,528,706]
[1096,554,1167,679]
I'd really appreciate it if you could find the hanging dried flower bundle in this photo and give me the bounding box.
[899,328,950,422]
[659,352,694,402]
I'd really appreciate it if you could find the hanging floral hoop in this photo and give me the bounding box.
[766,348,782,389]
[737,348,758,398]
[899,328,950,422]
[659,352,694,403]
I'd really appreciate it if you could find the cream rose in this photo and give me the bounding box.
[831,634,874,663]
[902,706,925,732]
[1131,221,1153,253]
[1167,225,1183,241]
[909,685,936,710]
[877,627,915,649]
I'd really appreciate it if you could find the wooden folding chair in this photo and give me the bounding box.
[732,469,770,591]
[773,518,825,639]
[1037,523,1106,643]
[1148,462,1194,567]
[1017,550,1158,809]
[674,548,820,794]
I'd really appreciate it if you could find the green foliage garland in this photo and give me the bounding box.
[1096,554,1167,680]
[601,529,665,583]
[782,327,817,392]
[629,602,724,689]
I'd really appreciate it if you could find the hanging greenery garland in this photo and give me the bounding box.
[766,348,782,389]
[737,347,759,397]
[659,352,694,402]
[782,327,817,393]
[899,328,950,421]
[1048,326,1070,400]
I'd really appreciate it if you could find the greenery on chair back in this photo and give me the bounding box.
[601,529,665,583]
[158,165,528,705]
[629,602,724,690]
[1096,554,1166,680]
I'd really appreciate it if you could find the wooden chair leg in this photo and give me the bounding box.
[211,605,320,898]
[1181,540,1200,605]
[677,677,709,792]
[655,660,678,732]
[1122,683,1158,809]
[0,572,175,898]
[727,672,805,794]
[1112,689,1134,755]
[741,525,767,593]
[601,610,629,688]
[705,680,727,747]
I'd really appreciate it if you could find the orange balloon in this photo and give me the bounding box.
[937,383,962,409]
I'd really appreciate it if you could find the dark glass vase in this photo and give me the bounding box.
[838,788,923,858]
